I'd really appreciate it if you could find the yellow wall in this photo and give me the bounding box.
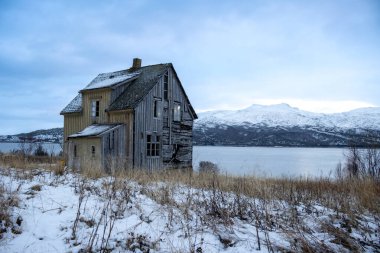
[63,114,84,142]
[63,89,111,141]
[63,88,134,169]
[63,89,111,154]
[70,138,101,171]
[82,89,111,125]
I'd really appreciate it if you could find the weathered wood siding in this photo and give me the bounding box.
[63,89,112,155]
[82,89,111,125]
[163,68,194,168]
[134,83,163,170]
[63,114,84,142]
[63,66,195,171]
[101,125,126,172]
[108,111,134,162]
[134,67,194,170]
[67,138,101,171]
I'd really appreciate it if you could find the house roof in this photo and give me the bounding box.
[68,124,123,138]
[60,93,82,114]
[61,62,197,119]
[108,63,170,110]
[81,72,140,91]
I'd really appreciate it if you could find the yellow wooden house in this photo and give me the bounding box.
[60,59,197,171]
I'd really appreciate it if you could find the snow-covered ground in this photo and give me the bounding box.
[0,168,379,253]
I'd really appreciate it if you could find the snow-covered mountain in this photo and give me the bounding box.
[196,103,380,130]
[194,104,380,146]
[0,128,63,143]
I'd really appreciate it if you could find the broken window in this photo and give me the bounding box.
[91,100,100,117]
[153,99,161,118]
[146,134,160,157]
[173,103,181,122]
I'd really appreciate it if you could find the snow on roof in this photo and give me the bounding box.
[60,93,82,114]
[82,72,140,91]
[68,124,123,138]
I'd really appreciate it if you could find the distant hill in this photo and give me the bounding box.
[194,104,380,147]
[0,128,63,143]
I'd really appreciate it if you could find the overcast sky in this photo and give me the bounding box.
[0,0,379,135]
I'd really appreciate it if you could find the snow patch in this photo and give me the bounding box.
[83,72,139,90]
[69,124,122,138]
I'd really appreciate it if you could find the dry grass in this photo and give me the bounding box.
[1,154,379,251]
[102,168,380,216]
[1,153,379,216]
[99,167,379,251]
[81,165,104,179]
[0,154,62,171]
[0,176,21,239]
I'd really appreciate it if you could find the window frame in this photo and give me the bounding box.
[153,98,161,118]
[163,72,169,100]
[173,103,181,122]
[146,134,161,157]
[91,100,100,117]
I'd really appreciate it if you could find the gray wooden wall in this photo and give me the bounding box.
[101,125,126,172]
[134,66,195,170]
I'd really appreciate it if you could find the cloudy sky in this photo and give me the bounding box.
[0,0,379,135]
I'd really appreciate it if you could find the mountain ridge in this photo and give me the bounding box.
[196,104,380,130]
[194,104,380,147]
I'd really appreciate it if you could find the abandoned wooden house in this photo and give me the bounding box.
[60,58,197,171]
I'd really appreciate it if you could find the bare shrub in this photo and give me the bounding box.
[81,160,104,179]
[126,232,155,253]
[0,180,21,239]
[71,173,132,252]
[18,136,36,158]
[52,162,65,176]
[34,144,48,156]
[198,161,219,174]
[30,184,42,191]
[344,145,380,180]
[71,177,88,241]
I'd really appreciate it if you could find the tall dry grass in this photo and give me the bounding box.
[1,153,378,215]
[1,153,379,252]
[96,167,379,215]
[0,153,64,175]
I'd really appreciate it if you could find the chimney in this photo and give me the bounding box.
[131,58,142,69]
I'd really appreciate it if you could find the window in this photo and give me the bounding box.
[74,145,77,157]
[153,99,161,118]
[164,73,169,100]
[91,100,100,117]
[146,134,160,157]
[91,146,95,157]
[173,103,181,122]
